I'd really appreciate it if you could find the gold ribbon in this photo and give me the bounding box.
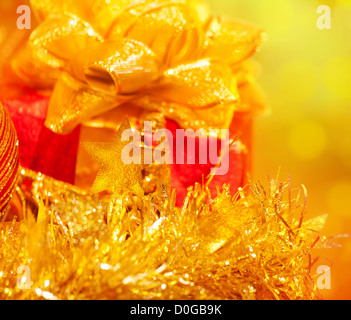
[12,0,267,134]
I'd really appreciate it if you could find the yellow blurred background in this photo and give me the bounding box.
[206,0,351,299]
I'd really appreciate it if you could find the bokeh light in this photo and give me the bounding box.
[323,56,351,100]
[207,0,351,299]
[327,182,351,219]
[289,120,327,160]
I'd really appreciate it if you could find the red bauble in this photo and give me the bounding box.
[0,102,19,216]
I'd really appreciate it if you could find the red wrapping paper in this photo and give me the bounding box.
[165,117,251,203]
[142,115,251,204]
[3,91,80,184]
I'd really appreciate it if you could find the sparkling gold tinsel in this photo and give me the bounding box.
[0,166,337,300]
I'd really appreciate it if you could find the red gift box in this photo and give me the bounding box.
[140,114,251,204]
[165,115,251,203]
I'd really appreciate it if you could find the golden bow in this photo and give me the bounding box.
[12,0,267,134]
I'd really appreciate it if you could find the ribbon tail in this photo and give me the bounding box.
[45,73,119,134]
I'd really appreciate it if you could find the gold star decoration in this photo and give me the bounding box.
[82,118,147,196]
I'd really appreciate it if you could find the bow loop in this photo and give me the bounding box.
[81,39,161,95]
[29,13,102,64]
[158,59,238,108]
[203,17,265,65]
[106,0,208,65]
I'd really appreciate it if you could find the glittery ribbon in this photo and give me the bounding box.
[12,0,266,134]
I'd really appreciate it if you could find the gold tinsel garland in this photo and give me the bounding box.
[0,166,337,300]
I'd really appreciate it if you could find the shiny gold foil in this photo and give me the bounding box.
[82,118,148,195]
[12,0,267,134]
